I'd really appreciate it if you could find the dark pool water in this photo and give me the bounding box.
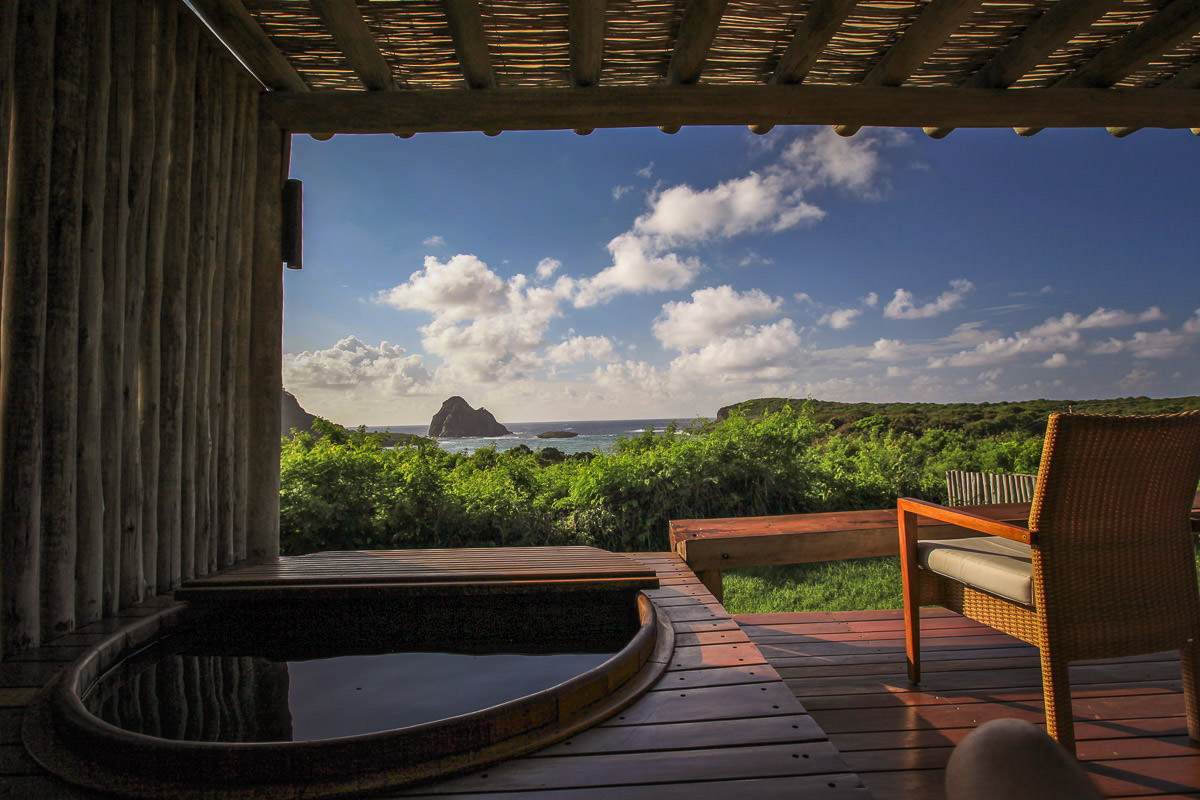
[83,639,614,742]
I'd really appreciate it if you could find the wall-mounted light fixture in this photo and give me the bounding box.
[282,178,303,269]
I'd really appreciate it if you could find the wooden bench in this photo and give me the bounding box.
[669,503,1028,603]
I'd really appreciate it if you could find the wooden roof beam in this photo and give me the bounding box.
[569,0,606,134]
[1108,61,1200,137]
[186,0,309,92]
[667,0,729,85]
[1017,0,1200,135]
[261,84,1200,134]
[310,0,396,91]
[444,0,495,90]
[660,0,729,133]
[925,0,1121,138]
[836,0,985,136]
[750,0,858,134]
[570,0,606,88]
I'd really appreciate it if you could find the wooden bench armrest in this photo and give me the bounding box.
[897,497,1033,544]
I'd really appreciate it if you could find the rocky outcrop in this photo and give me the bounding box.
[537,430,578,439]
[428,397,512,438]
[282,390,318,438]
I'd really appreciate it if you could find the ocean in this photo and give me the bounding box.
[369,418,695,455]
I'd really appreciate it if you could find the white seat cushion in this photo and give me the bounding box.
[918,536,1034,606]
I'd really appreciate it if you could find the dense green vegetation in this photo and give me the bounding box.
[280,402,1061,556]
[717,395,1200,438]
[280,398,1199,612]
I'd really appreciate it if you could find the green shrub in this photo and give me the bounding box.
[279,405,1046,555]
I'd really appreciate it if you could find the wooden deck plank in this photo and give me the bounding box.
[400,741,851,794]
[178,546,660,592]
[599,681,805,726]
[531,714,830,755]
[740,607,1200,800]
[659,665,780,689]
[398,773,872,799]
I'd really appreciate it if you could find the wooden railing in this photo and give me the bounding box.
[669,504,1029,603]
[671,492,1200,603]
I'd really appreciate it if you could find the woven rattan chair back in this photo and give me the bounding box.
[1028,412,1200,661]
[945,470,1037,506]
[901,411,1200,752]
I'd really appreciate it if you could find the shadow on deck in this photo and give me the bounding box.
[737,607,1200,800]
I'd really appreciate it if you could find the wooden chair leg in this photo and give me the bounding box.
[1040,648,1075,754]
[1181,639,1200,742]
[899,509,921,684]
[903,584,921,684]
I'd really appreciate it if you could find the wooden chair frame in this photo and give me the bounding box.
[899,412,1200,753]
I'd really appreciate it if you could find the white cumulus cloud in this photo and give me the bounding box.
[820,308,862,330]
[546,335,617,364]
[375,254,506,321]
[667,320,803,382]
[1041,353,1071,368]
[884,279,973,320]
[573,232,702,307]
[1027,306,1165,337]
[634,172,824,244]
[653,286,783,350]
[572,128,903,307]
[284,336,431,394]
[535,257,562,281]
[778,127,902,197]
[374,254,575,384]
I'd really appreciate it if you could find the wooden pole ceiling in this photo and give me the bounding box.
[186,0,1200,136]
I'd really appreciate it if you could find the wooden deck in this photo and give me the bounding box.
[0,552,868,799]
[8,549,1198,799]
[738,607,1200,800]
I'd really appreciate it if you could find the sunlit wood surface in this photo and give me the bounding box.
[738,607,1200,800]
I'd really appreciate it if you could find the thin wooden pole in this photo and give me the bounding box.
[1,0,56,654]
[0,2,19,321]
[181,45,213,582]
[193,52,220,578]
[210,61,235,572]
[101,0,134,614]
[75,0,111,625]
[42,0,88,640]
[121,0,157,607]
[160,14,198,593]
[246,109,287,562]
[141,2,177,597]
[218,77,248,568]
[234,89,259,563]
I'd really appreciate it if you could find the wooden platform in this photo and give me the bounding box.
[175,546,661,600]
[738,607,1200,800]
[0,553,868,799]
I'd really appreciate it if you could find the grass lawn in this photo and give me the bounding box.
[721,541,1200,615]
[721,557,903,615]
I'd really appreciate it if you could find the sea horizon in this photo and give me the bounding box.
[367,417,700,455]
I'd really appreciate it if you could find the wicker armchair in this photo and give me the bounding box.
[898,411,1200,752]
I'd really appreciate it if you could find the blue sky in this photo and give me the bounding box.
[283,125,1200,426]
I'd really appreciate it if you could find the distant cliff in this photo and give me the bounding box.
[282,390,318,438]
[428,396,511,438]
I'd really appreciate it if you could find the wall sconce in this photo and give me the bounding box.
[282,178,303,269]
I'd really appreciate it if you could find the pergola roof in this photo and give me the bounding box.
[190,0,1200,136]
